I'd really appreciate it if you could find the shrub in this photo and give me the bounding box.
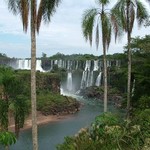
[57,112,150,150]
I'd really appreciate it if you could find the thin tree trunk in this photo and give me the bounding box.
[31,0,38,150]
[103,47,107,112]
[15,119,19,138]
[101,5,107,112]
[126,1,131,119]
[5,146,9,150]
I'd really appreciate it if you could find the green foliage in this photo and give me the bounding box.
[109,69,127,93]
[133,109,150,139]
[0,53,7,58]
[57,112,150,150]
[49,53,98,61]
[0,100,9,130]
[37,92,79,115]
[0,131,16,147]
[94,112,119,126]
[136,96,150,110]
[13,95,29,136]
[0,67,29,137]
[51,64,59,72]
[57,136,76,150]
[130,35,150,110]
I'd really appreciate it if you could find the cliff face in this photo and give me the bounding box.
[36,72,60,93]
[0,58,126,95]
[16,70,60,94]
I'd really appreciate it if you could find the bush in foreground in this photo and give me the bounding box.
[57,111,150,150]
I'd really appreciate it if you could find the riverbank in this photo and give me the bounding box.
[8,111,74,132]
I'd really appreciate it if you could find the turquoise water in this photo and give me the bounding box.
[1,96,120,150]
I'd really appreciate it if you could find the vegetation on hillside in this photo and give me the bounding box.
[0,67,80,149]
[57,35,150,149]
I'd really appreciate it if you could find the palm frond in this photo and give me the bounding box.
[96,0,110,6]
[136,0,148,26]
[37,0,44,33]
[101,13,111,50]
[112,0,127,32]
[37,0,61,32]
[129,4,135,33]
[7,0,29,32]
[7,0,19,15]
[111,8,123,42]
[19,0,29,32]
[82,8,98,46]
[107,23,111,50]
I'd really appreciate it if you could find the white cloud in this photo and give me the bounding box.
[0,0,149,58]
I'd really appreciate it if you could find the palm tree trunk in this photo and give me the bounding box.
[5,146,9,150]
[31,0,38,150]
[126,0,131,119]
[102,5,107,112]
[103,47,107,112]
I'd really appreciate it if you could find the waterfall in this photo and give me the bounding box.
[67,60,72,70]
[76,61,78,70]
[116,60,120,67]
[57,60,61,68]
[80,60,91,89]
[89,71,94,86]
[18,59,30,70]
[95,72,102,87]
[93,60,99,71]
[67,72,73,91]
[86,70,91,87]
[107,60,111,67]
[50,60,54,71]
[17,59,44,72]
[36,60,44,72]
[80,71,87,89]
[2,58,124,94]
[62,60,65,68]
[85,60,91,71]
[54,60,58,65]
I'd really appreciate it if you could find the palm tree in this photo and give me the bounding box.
[82,0,121,112]
[112,0,148,118]
[7,0,61,149]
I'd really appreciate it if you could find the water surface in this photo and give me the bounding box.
[1,95,120,150]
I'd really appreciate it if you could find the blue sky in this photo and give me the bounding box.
[0,0,149,58]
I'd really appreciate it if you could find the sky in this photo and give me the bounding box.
[0,0,149,58]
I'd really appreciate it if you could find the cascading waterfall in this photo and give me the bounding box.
[89,71,94,86]
[50,60,54,71]
[80,71,88,89]
[86,70,91,87]
[67,72,73,91]
[36,60,45,72]
[80,60,91,89]
[18,59,31,70]
[4,58,122,93]
[95,72,102,87]
[107,60,111,67]
[17,59,44,72]
[76,61,78,70]
[116,60,121,67]
[85,60,91,71]
[93,60,99,71]
[67,60,71,70]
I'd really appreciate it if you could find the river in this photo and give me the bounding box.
[1,95,121,150]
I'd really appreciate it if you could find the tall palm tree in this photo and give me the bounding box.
[82,0,121,112]
[7,0,61,149]
[112,0,148,118]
